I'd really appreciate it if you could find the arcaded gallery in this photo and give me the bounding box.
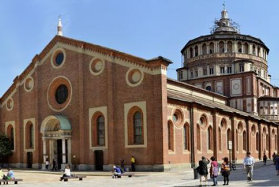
[0,9,278,171]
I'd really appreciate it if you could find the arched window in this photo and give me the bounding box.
[257,47,260,56]
[29,124,34,148]
[97,116,105,146]
[208,126,213,150]
[256,132,259,151]
[252,45,256,55]
[266,134,269,150]
[209,42,214,54]
[202,44,207,55]
[194,46,198,56]
[190,48,193,58]
[219,41,224,53]
[244,43,249,54]
[218,127,222,151]
[7,125,14,150]
[227,41,232,53]
[236,129,239,151]
[128,107,144,145]
[243,131,247,151]
[184,124,190,150]
[25,122,34,149]
[197,125,201,151]
[227,129,231,150]
[238,42,242,53]
[168,122,174,151]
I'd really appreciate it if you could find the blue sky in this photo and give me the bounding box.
[0,0,278,96]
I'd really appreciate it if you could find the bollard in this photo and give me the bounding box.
[193,168,199,179]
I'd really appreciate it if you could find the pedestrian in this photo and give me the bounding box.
[274,153,279,175]
[197,156,210,186]
[52,159,57,171]
[221,157,230,185]
[131,156,136,171]
[45,158,49,170]
[210,156,218,186]
[273,152,276,165]
[263,153,267,165]
[6,168,15,180]
[0,168,4,179]
[120,160,125,171]
[243,152,255,182]
[60,165,71,181]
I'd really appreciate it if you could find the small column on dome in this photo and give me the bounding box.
[57,16,63,36]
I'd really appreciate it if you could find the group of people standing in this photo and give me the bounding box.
[197,152,256,186]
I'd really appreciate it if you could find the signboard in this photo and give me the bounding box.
[228,141,232,150]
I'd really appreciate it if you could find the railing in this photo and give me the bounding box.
[259,115,279,121]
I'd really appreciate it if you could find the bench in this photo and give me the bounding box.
[63,175,86,182]
[0,179,23,185]
[112,172,134,178]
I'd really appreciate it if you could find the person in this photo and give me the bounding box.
[210,156,218,186]
[46,158,49,170]
[243,152,255,182]
[6,168,15,180]
[197,156,210,186]
[52,159,57,171]
[274,153,279,175]
[263,153,267,165]
[113,165,122,178]
[131,156,136,172]
[60,165,71,181]
[221,157,230,185]
[273,152,276,165]
[0,168,4,179]
[120,160,125,171]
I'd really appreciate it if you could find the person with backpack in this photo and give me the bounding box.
[221,157,231,185]
[197,156,210,186]
[210,156,219,186]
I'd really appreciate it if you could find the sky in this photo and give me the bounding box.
[0,0,278,96]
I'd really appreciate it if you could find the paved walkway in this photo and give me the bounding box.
[2,161,279,186]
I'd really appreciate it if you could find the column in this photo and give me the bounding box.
[246,120,250,152]
[43,138,47,163]
[258,122,262,160]
[224,41,228,53]
[62,139,66,164]
[268,125,272,158]
[213,111,218,160]
[67,139,72,164]
[231,117,236,161]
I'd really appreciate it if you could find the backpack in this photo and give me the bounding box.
[212,166,219,176]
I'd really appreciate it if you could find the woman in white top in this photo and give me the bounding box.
[60,165,71,181]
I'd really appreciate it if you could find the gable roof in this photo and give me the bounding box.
[0,35,173,104]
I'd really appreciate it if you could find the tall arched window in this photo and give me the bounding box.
[219,41,224,53]
[97,116,105,146]
[218,127,222,151]
[244,43,249,54]
[266,134,269,151]
[236,129,239,151]
[202,44,207,55]
[168,122,174,151]
[227,129,231,150]
[7,125,14,150]
[194,46,198,56]
[197,125,201,151]
[227,41,232,53]
[190,48,193,58]
[238,42,242,53]
[184,124,190,150]
[128,107,144,145]
[256,132,259,151]
[209,42,214,54]
[208,126,213,150]
[243,131,247,151]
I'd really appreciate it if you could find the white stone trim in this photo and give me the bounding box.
[5,121,15,151]
[89,58,105,76]
[23,118,36,152]
[6,97,14,111]
[124,101,147,148]
[125,68,144,87]
[46,76,72,112]
[51,48,66,69]
[89,106,108,150]
[23,76,34,92]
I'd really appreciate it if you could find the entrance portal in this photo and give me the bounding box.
[27,152,33,168]
[41,115,72,170]
[95,150,104,171]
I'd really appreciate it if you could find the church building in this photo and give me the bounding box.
[0,9,278,171]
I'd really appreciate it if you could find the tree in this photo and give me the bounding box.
[0,133,13,163]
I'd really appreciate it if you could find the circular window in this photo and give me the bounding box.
[89,58,105,75]
[51,48,66,68]
[55,84,68,104]
[47,76,72,112]
[206,86,212,91]
[173,114,178,122]
[24,77,34,92]
[55,53,64,66]
[126,69,144,87]
[6,98,14,111]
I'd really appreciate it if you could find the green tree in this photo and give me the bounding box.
[0,133,13,163]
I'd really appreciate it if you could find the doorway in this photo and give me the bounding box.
[56,139,62,170]
[94,150,103,170]
[27,152,33,168]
